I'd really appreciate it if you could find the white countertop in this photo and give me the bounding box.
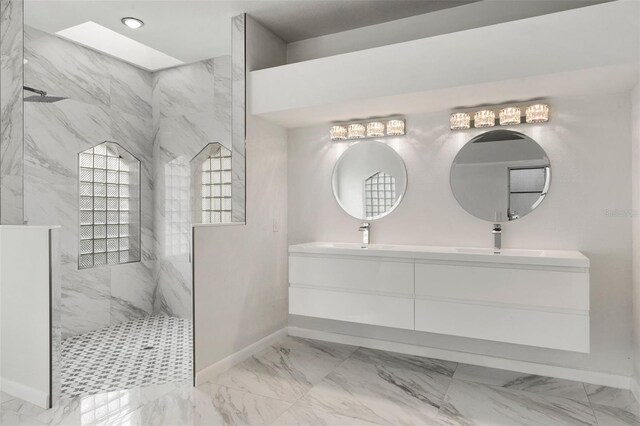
[289,242,589,268]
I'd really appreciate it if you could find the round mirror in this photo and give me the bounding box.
[332,141,407,220]
[450,130,551,222]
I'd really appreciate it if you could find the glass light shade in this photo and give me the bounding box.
[386,120,405,136]
[366,121,385,137]
[347,124,366,139]
[450,113,471,130]
[526,104,549,123]
[499,107,521,125]
[330,125,348,140]
[474,110,496,128]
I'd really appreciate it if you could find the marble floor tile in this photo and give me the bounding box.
[453,364,590,404]
[590,402,640,426]
[0,391,16,404]
[22,381,184,426]
[272,396,387,426]
[0,409,45,426]
[585,384,640,410]
[3,337,637,426]
[1,396,49,421]
[284,351,453,426]
[351,347,458,377]
[437,379,597,426]
[585,385,640,425]
[201,382,292,425]
[270,337,358,361]
[214,345,345,402]
[108,382,292,426]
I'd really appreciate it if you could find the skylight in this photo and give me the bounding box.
[56,21,184,71]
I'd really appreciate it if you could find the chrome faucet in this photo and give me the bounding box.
[359,222,370,248]
[492,224,502,254]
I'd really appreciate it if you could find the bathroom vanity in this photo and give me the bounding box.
[288,242,590,353]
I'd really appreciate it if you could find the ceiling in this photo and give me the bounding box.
[248,1,478,42]
[24,0,475,66]
[25,0,608,68]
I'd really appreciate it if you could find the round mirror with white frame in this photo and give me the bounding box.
[450,129,551,223]
[332,141,407,221]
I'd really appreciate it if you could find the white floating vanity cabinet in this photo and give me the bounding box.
[288,243,590,353]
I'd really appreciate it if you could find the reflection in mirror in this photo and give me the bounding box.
[450,130,551,222]
[332,141,407,220]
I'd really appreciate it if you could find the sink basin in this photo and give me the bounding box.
[454,247,545,257]
[289,242,588,268]
[316,242,396,250]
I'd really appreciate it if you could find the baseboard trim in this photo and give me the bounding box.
[0,377,49,408]
[195,327,288,386]
[288,326,632,390]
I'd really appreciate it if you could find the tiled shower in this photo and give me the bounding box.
[20,18,243,397]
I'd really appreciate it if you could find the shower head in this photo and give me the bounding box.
[23,86,68,103]
[24,95,68,103]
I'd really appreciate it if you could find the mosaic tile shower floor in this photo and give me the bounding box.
[61,315,192,398]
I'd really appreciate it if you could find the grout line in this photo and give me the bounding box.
[583,382,601,426]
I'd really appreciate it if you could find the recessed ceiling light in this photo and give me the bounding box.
[121,17,144,29]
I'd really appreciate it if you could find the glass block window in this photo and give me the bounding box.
[364,171,396,219]
[191,143,232,224]
[78,142,141,269]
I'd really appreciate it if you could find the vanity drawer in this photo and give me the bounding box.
[289,287,414,329]
[415,298,589,352]
[415,263,589,311]
[289,255,414,296]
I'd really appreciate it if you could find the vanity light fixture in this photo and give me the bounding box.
[450,113,471,130]
[386,120,406,136]
[499,107,521,125]
[330,125,348,140]
[450,103,550,131]
[121,17,145,29]
[526,104,550,123]
[474,110,495,128]
[367,121,385,137]
[330,117,406,141]
[347,123,366,139]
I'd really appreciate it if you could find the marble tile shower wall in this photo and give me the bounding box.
[24,26,156,337]
[151,56,232,318]
[0,0,24,224]
[23,25,234,336]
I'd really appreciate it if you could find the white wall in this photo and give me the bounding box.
[632,83,640,384]
[253,1,639,128]
[193,17,289,374]
[286,0,604,64]
[0,226,57,408]
[194,115,288,374]
[288,92,634,376]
